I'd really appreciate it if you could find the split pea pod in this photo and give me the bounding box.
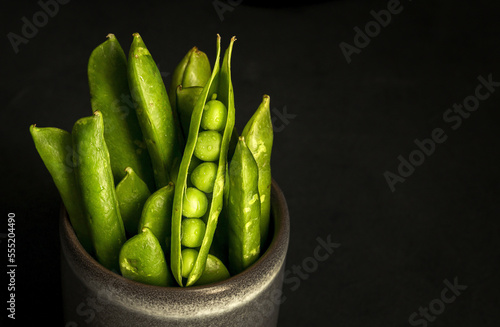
[241,95,273,247]
[119,227,170,287]
[227,136,261,274]
[29,126,93,253]
[88,34,154,190]
[168,46,211,138]
[116,167,151,236]
[128,33,182,188]
[171,35,236,286]
[72,111,126,272]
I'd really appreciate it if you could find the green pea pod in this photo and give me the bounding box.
[169,46,211,97]
[167,48,212,151]
[72,111,126,272]
[29,125,93,253]
[171,35,236,287]
[241,95,273,247]
[209,163,230,266]
[193,254,230,286]
[169,47,211,138]
[88,34,154,190]
[176,85,204,137]
[227,136,261,275]
[119,227,170,287]
[138,182,175,256]
[128,33,182,188]
[116,167,151,236]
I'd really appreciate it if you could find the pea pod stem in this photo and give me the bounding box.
[72,111,126,272]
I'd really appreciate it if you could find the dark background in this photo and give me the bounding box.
[1,0,499,326]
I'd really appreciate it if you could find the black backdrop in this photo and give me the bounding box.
[1,0,499,326]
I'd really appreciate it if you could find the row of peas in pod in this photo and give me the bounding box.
[30,33,273,288]
[178,96,227,278]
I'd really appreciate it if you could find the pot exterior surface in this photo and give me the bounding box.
[60,180,289,327]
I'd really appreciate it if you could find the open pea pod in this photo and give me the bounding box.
[171,35,236,287]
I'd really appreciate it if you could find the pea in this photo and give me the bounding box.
[191,162,218,193]
[201,99,227,132]
[181,218,206,248]
[182,187,208,218]
[194,130,222,162]
[181,248,199,278]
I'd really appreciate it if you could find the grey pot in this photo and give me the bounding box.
[60,179,290,327]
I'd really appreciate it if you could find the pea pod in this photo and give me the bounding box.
[128,33,182,188]
[241,95,273,247]
[171,35,236,287]
[193,254,230,286]
[119,227,170,287]
[72,111,126,272]
[116,167,151,236]
[169,46,211,97]
[29,125,93,253]
[176,86,204,137]
[227,136,261,274]
[88,34,154,190]
[168,47,211,138]
[138,182,175,256]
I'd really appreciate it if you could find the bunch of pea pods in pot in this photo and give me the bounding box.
[30,32,274,288]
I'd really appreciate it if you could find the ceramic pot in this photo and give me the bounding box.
[60,179,289,327]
